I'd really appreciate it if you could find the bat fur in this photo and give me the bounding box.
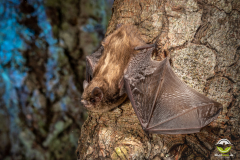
[81,25,146,112]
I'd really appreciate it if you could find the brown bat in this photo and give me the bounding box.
[81,24,222,134]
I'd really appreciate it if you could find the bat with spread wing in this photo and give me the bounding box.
[81,25,222,134]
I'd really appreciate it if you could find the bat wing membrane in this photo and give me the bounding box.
[124,48,222,134]
[86,46,103,82]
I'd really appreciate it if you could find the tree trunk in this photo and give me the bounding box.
[77,0,240,159]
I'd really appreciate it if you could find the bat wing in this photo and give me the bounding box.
[86,46,103,82]
[124,48,222,134]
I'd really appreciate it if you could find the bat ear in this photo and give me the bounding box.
[91,87,103,102]
[83,80,89,90]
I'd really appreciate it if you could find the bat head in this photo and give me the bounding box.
[81,78,127,112]
[81,79,105,111]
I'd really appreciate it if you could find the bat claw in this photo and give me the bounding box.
[135,44,155,50]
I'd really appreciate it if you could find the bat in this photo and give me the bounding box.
[81,24,222,134]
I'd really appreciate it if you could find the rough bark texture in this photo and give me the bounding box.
[0,0,112,159]
[77,0,240,159]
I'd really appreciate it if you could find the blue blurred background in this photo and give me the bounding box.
[0,0,113,159]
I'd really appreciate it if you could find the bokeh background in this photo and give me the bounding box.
[0,0,113,159]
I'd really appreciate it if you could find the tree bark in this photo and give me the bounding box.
[77,0,240,159]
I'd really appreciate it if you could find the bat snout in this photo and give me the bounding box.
[81,99,93,110]
[81,99,89,106]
